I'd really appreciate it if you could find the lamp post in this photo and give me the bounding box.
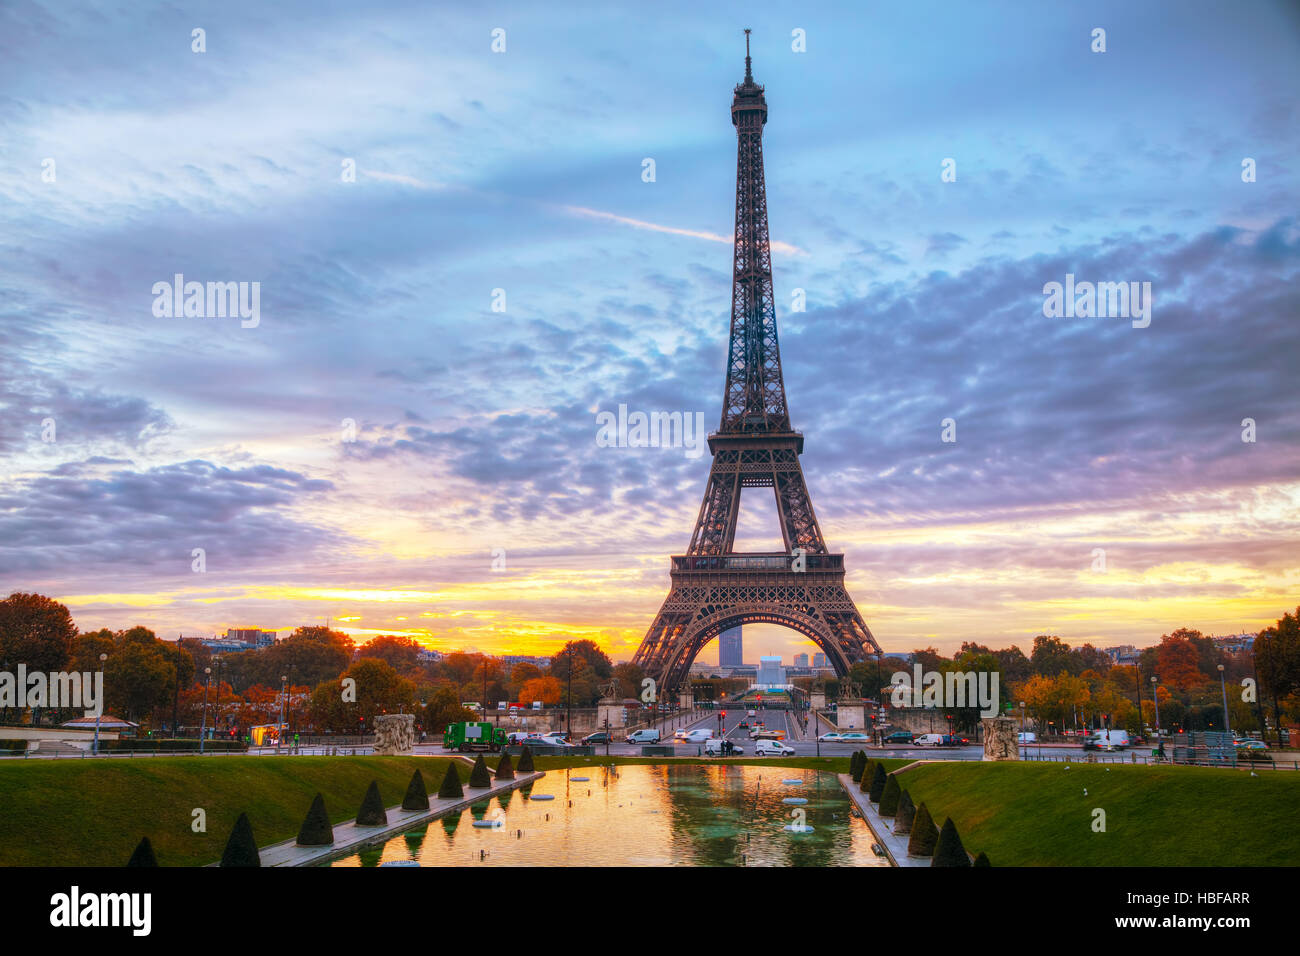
[93,653,107,755]
[277,675,288,753]
[1150,675,1161,738]
[199,666,211,755]
[566,646,573,739]
[1218,663,1230,735]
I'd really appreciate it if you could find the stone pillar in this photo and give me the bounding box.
[597,699,626,729]
[981,716,1019,761]
[836,700,866,731]
[810,691,827,711]
[678,689,694,710]
[372,714,416,755]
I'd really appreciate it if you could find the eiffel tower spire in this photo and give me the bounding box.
[631,32,881,697]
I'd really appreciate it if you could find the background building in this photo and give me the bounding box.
[812,652,828,668]
[756,655,787,689]
[718,626,743,667]
[793,652,810,667]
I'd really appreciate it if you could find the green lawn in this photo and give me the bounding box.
[888,760,1300,866]
[0,755,455,867]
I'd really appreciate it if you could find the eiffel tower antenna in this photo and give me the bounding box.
[631,36,880,698]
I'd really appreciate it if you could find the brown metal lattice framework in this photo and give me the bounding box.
[632,33,881,696]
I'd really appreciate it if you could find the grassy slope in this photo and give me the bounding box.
[892,760,1300,866]
[0,755,454,867]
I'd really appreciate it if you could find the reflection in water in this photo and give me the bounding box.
[330,765,888,867]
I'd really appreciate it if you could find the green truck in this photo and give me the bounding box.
[443,721,507,753]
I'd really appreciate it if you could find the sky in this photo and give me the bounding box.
[1,0,1298,664]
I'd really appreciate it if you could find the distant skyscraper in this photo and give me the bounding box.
[719,626,743,667]
[757,656,786,688]
[813,652,828,668]
[793,653,810,667]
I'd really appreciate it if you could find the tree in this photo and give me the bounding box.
[516,746,535,773]
[0,592,76,673]
[0,593,76,723]
[220,812,260,867]
[879,772,901,816]
[356,635,424,677]
[494,753,515,781]
[868,762,887,802]
[468,755,492,788]
[894,791,916,835]
[509,661,543,689]
[308,658,416,732]
[932,817,971,866]
[1256,608,1300,745]
[235,626,353,692]
[611,662,644,700]
[437,761,464,799]
[1030,636,1076,677]
[296,793,334,846]
[973,851,991,867]
[356,780,387,826]
[1155,631,1211,691]
[550,640,613,681]
[402,771,429,811]
[519,676,562,706]
[907,802,938,857]
[127,836,157,867]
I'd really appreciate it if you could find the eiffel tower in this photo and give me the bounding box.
[632,32,881,698]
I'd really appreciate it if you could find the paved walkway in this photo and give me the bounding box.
[838,771,929,867]
[246,770,545,867]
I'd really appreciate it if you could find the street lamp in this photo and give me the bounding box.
[93,653,107,755]
[1150,675,1161,738]
[199,666,211,755]
[1217,663,1230,735]
[277,675,288,753]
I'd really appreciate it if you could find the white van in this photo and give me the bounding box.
[679,728,714,744]
[1088,729,1130,750]
[626,728,661,744]
[914,733,945,747]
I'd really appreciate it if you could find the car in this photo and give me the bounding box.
[754,739,795,756]
[703,738,744,756]
[884,731,915,744]
[746,710,757,717]
[582,731,613,745]
[751,729,785,741]
[1236,739,1267,751]
[737,720,749,729]
[625,729,661,744]
[678,728,714,743]
[1017,732,1037,744]
[505,731,533,746]
[838,732,870,743]
[817,732,843,742]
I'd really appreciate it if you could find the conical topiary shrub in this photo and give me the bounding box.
[894,790,916,835]
[437,761,464,799]
[220,812,260,867]
[907,802,938,857]
[494,752,515,781]
[932,817,971,867]
[868,762,888,802]
[356,780,388,826]
[973,851,991,867]
[878,772,901,816]
[402,770,429,811]
[516,746,534,773]
[850,751,865,781]
[859,759,875,792]
[296,793,334,846]
[127,836,157,867]
[468,754,492,788]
